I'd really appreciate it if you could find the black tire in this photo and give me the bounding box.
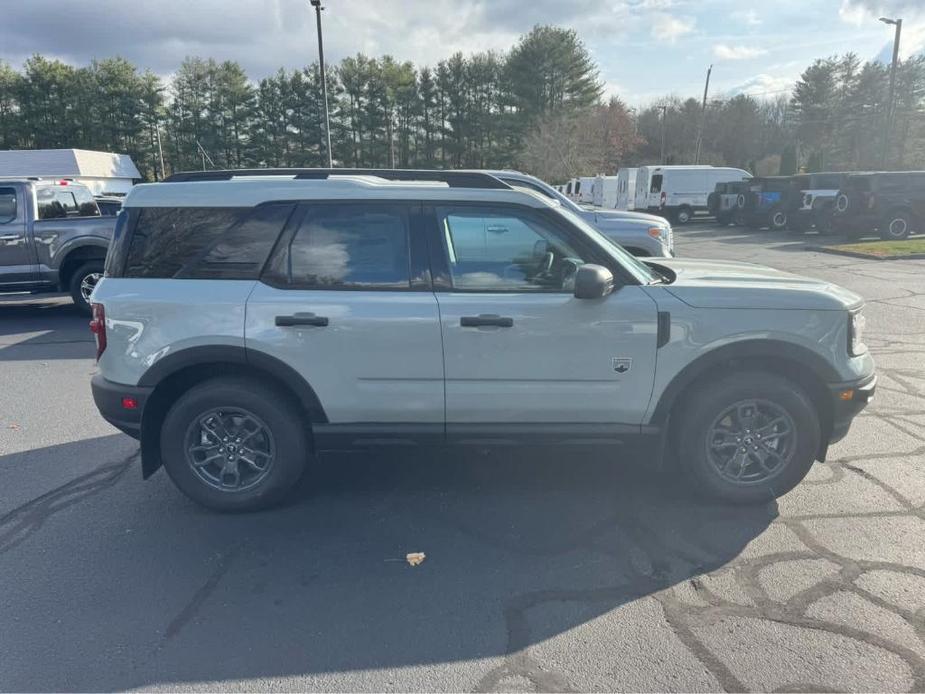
[160,377,310,512]
[676,371,821,504]
[787,215,809,234]
[881,210,913,240]
[815,210,834,236]
[716,212,732,226]
[769,207,788,231]
[68,261,104,316]
[674,205,694,225]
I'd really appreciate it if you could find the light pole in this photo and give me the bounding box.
[310,0,334,168]
[880,16,902,167]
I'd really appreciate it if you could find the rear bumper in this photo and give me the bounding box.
[828,374,876,444]
[91,373,152,440]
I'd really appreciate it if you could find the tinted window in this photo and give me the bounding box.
[439,206,586,292]
[179,204,295,280]
[0,187,16,223]
[72,187,101,217]
[97,200,122,216]
[650,175,663,193]
[280,204,411,289]
[124,207,248,278]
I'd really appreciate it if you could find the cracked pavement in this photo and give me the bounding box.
[0,225,923,692]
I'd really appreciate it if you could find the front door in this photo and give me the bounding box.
[0,186,35,286]
[428,203,659,440]
[245,201,445,444]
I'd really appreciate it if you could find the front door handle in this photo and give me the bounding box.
[460,314,514,328]
[275,313,329,327]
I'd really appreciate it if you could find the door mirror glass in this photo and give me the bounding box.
[574,264,614,300]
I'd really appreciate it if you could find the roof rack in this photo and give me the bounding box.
[162,168,512,189]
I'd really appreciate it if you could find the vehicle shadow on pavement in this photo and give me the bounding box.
[0,439,776,690]
[0,296,93,362]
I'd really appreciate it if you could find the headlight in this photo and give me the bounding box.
[849,310,867,356]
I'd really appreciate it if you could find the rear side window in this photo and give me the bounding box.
[121,204,292,279]
[268,203,411,290]
[0,187,16,223]
[36,186,100,219]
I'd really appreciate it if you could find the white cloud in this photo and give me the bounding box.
[712,44,768,60]
[725,73,795,98]
[650,13,695,43]
[839,0,925,25]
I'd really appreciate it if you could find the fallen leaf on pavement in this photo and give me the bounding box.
[406,552,426,566]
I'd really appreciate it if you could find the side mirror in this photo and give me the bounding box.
[574,264,614,300]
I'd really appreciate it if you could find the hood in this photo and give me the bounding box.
[594,209,668,226]
[646,257,863,311]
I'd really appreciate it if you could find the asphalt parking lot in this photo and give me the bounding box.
[1,223,924,692]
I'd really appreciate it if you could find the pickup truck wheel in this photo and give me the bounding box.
[882,210,913,240]
[69,261,104,316]
[677,371,820,504]
[160,377,309,512]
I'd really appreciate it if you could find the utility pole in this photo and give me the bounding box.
[659,105,668,164]
[694,64,713,164]
[310,0,334,168]
[154,122,166,180]
[880,17,902,167]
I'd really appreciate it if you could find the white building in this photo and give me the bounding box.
[0,149,141,196]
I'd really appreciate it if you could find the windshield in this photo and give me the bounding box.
[553,205,659,285]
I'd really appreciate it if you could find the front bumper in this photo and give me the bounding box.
[91,373,152,440]
[828,374,876,444]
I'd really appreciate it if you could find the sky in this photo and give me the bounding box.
[1,0,924,106]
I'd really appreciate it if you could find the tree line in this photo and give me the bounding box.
[1,25,924,184]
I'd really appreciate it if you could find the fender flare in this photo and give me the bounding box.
[648,339,840,426]
[138,344,328,423]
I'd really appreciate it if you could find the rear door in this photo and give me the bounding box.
[427,202,658,436]
[0,185,35,286]
[245,201,445,437]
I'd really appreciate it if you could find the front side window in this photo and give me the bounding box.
[282,204,411,289]
[438,206,586,292]
[0,187,16,224]
[650,175,663,193]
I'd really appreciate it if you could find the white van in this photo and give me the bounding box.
[635,165,751,224]
[592,175,619,208]
[615,168,637,210]
[577,176,596,204]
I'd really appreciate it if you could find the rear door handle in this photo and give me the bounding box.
[460,314,514,328]
[275,313,329,327]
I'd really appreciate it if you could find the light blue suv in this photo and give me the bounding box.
[90,169,874,511]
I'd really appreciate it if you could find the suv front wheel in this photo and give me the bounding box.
[676,371,820,504]
[160,377,310,512]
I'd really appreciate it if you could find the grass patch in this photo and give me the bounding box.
[828,238,925,258]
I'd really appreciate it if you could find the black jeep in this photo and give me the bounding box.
[832,171,925,240]
[740,177,797,231]
[708,180,752,226]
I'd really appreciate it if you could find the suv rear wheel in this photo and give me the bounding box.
[160,377,310,512]
[68,261,104,316]
[881,210,913,240]
[676,371,820,504]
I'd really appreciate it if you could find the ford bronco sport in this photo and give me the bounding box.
[90,169,875,512]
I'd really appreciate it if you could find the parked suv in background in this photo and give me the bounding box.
[90,169,875,512]
[787,172,847,234]
[467,169,674,258]
[833,171,925,240]
[708,180,751,226]
[0,178,116,313]
[741,176,796,231]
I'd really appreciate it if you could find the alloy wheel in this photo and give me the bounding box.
[705,399,796,485]
[185,408,276,492]
[80,272,103,302]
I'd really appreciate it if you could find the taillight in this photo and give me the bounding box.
[89,303,107,361]
[660,191,667,206]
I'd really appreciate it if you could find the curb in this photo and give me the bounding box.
[804,244,925,261]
